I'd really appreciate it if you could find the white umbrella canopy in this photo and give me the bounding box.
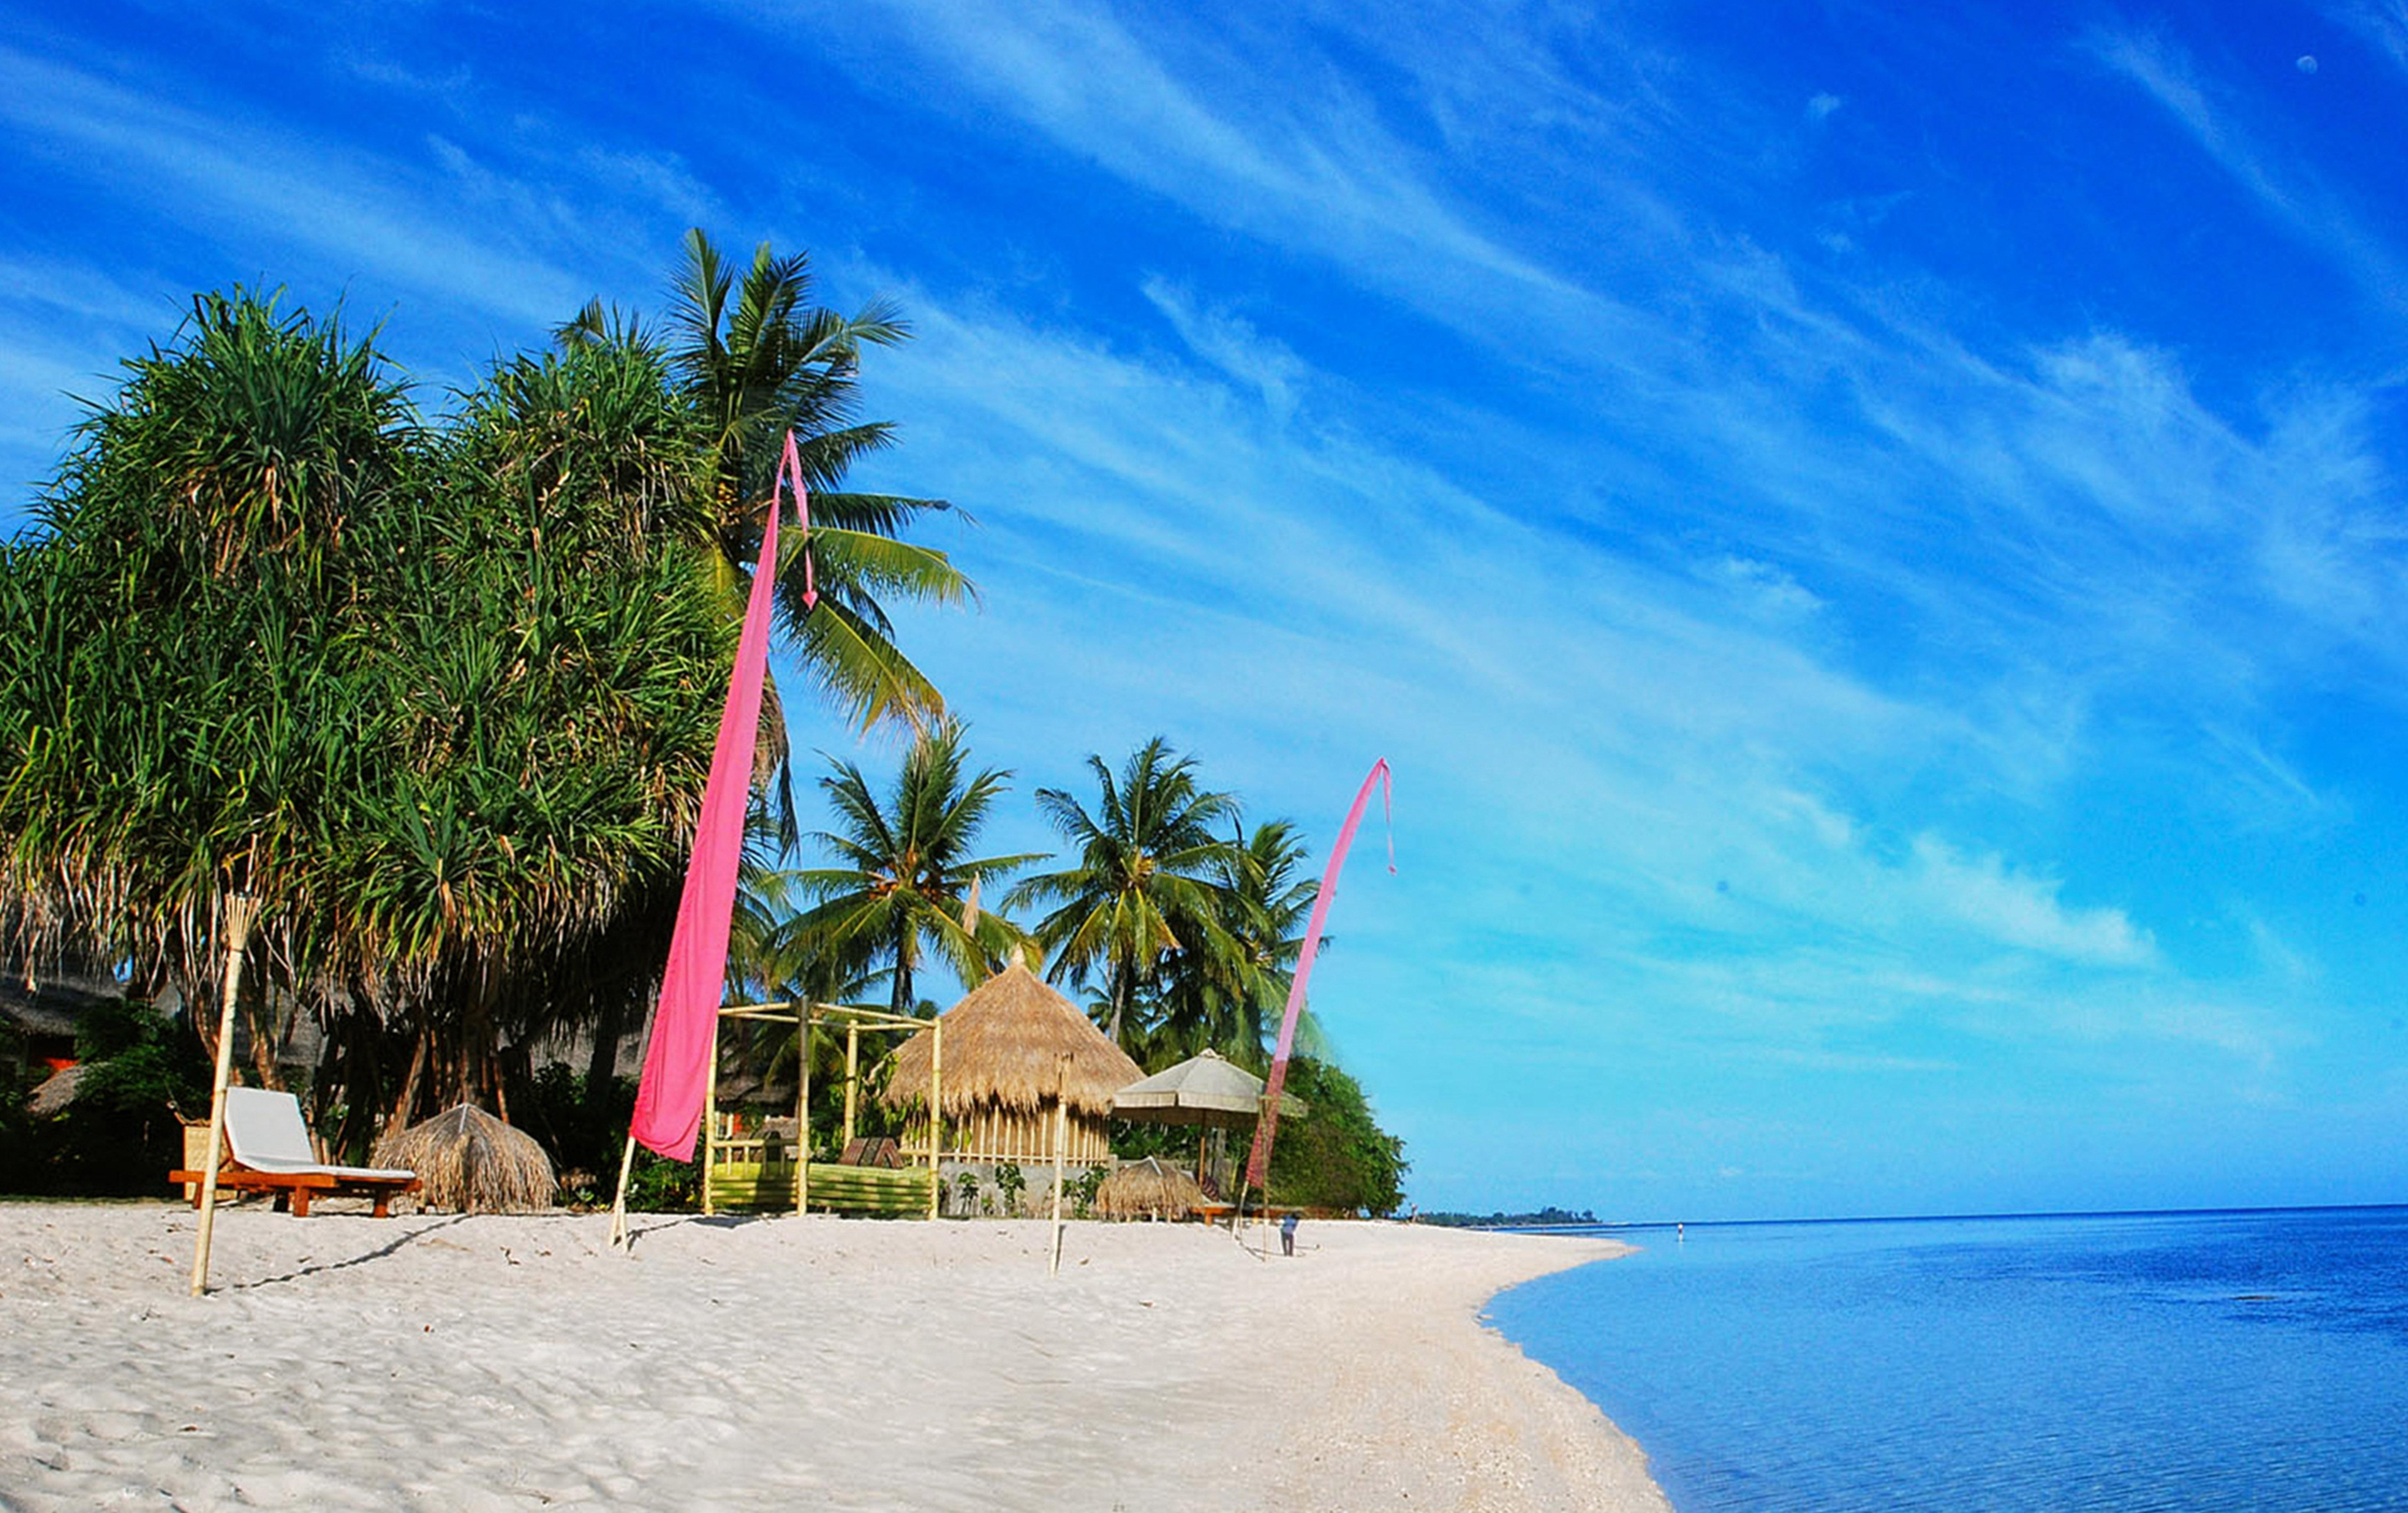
[1111,1049,1306,1128]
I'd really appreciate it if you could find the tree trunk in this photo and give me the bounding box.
[384,1015,429,1140]
[243,955,282,1092]
[1108,966,1128,1051]
[585,994,625,1100]
[892,922,914,1018]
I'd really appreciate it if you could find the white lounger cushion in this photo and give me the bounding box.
[222,1086,415,1181]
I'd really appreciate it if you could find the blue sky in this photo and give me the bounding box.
[7,1,2408,1220]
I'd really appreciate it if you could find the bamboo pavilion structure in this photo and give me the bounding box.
[883,959,1140,1166]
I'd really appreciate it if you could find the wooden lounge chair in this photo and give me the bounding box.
[171,1087,419,1217]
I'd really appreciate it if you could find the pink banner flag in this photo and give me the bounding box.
[626,449,800,1162]
[1245,758,1393,1192]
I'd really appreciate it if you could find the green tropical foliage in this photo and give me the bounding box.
[1007,738,1243,1050]
[0,997,209,1195]
[568,231,975,771]
[0,252,973,1175]
[1266,1056,1409,1216]
[1152,820,1319,1070]
[778,723,1038,1017]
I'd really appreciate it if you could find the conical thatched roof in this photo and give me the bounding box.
[882,961,1142,1120]
[371,1104,555,1213]
[1095,1156,1205,1219]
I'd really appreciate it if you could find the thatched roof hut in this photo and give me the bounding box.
[1095,1156,1206,1220]
[882,960,1141,1165]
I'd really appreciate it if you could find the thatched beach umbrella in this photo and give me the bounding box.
[372,1104,555,1213]
[1095,1156,1206,1221]
[1112,1049,1306,1126]
[1112,1048,1306,1196]
[882,958,1142,1164]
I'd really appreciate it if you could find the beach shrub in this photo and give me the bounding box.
[995,1161,1025,1216]
[1266,1057,1408,1217]
[1,998,208,1196]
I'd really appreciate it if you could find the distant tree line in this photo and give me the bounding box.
[1419,1206,1600,1228]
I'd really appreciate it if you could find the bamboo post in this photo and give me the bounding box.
[798,1005,812,1215]
[794,1002,809,1216]
[841,1023,859,1151]
[701,1009,720,1218]
[608,1132,638,1249]
[927,1016,943,1220]
[1049,1055,1070,1277]
[189,894,258,1297]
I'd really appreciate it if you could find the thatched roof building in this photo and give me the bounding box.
[882,960,1141,1165]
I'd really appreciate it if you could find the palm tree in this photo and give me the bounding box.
[563,231,974,757]
[779,723,1038,1018]
[1155,820,1319,1068]
[1006,739,1243,1052]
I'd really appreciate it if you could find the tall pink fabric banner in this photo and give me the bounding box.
[1245,758,1392,1192]
[627,457,796,1162]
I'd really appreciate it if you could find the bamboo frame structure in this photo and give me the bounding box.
[699,1001,941,1217]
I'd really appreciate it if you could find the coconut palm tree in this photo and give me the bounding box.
[1154,820,1319,1068]
[563,231,974,762]
[779,723,1038,1019]
[1006,739,1243,1052]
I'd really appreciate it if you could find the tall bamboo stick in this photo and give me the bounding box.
[608,1132,638,1248]
[798,1005,812,1215]
[795,1003,810,1216]
[842,1023,859,1151]
[189,894,258,1297]
[927,1017,943,1219]
[701,1011,720,1218]
[1049,1055,1069,1277]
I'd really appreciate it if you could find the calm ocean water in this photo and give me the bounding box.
[1484,1207,2408,1512]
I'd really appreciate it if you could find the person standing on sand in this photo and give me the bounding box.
[1280,1211,1299,1257]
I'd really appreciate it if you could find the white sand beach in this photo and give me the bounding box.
[0,1203,1668,1512]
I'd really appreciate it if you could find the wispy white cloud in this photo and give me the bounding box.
[2082,24,2408,312]
[1140,278,1307,422]
[0,46,586,328]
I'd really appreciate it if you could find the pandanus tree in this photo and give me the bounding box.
[1006,738,1244,1052]
[780,723,1038,1018]
[0,291,735,1150]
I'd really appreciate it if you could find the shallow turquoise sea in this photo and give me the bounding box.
[1484,1207,2408,1511]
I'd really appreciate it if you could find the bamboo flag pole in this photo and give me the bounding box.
[189,894,258,1297]
[1048,1054,1070,1277]
[927,1016,944,1220]
[701,1010,721,1218]
[841,1022,859,1151]
[608,1132,638,1248]
[796,1003,811,1217]
[798,1005,812,1215]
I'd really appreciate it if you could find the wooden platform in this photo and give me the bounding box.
[707,1161,936,1218]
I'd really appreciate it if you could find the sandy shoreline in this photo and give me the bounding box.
[0,1202,1668,1512]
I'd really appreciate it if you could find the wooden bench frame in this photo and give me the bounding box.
[170,1166,419,1218]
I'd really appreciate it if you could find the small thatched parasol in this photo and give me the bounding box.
[1095,1156,1207,1220]
[882,959,1142,1122]
[1112,1049,1306,1127]
[372,1104,556,1213]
